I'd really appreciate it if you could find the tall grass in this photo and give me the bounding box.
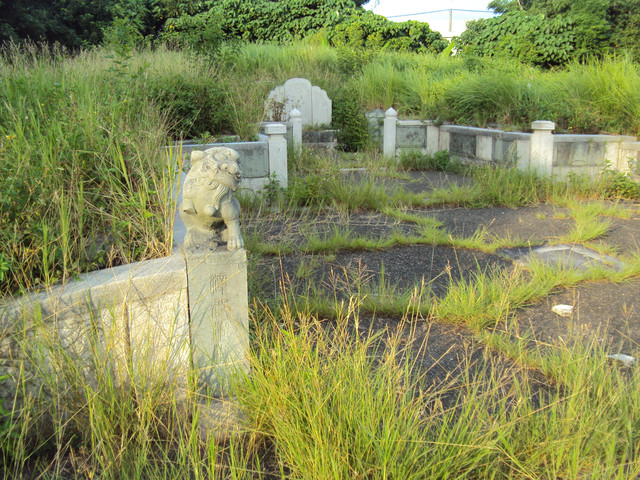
[4,42,640,295]
[552,55,640,134]
[0,44,183,295]
[5,274,640,478]
[227,43,640,135]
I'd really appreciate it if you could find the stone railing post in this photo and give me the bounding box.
[425,120,440,155]
[476,135,493,162]
[265,123,288,188]
[530,121,555,175]
[383,107,397,158]
[289,108,302,155]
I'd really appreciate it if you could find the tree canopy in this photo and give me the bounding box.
[0,0,447,55]
[459,0,640,66]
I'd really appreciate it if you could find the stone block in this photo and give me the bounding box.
[438,130,450,152]
[476,135,493,161]
[396,122,427,149]
[426,124,440,155]
[186,249,249,396]
[0,255,191,403]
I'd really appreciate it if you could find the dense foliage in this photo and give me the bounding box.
[459,0,640,66]
[0,0,445,55]
[457,12,575,67]
[0,0,155,47]
[331,11,447,53]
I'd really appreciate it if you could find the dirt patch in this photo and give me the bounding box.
[253,245,511,299]
[513,279,640,356]
[244,211,417,247]
[595,214,640,255]
[426,205,574,244]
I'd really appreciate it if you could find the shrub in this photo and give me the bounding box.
[330,12,447,54]
[458,12,576,67]
[143,71,232,139]
[160,8,224,56]
[333,87,369,152]
[599,168,640,199]
[398,151,463,173]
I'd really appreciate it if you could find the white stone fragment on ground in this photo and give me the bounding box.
[551,304,574,317]
[607,354,636,367]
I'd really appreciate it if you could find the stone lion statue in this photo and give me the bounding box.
[179,147,244,251]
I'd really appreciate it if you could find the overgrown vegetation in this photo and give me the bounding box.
[0,44,184,295]
[4,255,640,477]
[459,0,640,65]
[1,0,446,55]
[3,31,640,478]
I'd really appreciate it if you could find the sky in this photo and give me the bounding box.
[364,0,497,38]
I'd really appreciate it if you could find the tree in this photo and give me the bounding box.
[458,11,575,66]
[460,0,634,65]
[330,11,447,53]
[488,0,532,13]
[608,0,640,57]
[0,0,437,55]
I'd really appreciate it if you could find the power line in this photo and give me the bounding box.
[387,8,496,19]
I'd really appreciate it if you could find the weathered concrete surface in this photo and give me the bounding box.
[500,244,626,271]
[186,248,249,396]
[0,255,191,405]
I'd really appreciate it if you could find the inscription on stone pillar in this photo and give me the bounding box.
[186,249,249,396]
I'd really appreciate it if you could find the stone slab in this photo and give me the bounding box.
[366,109,385,144]
[450,132,477,158]
[266,78,332,127]
[500,244,625,271]
[186,249,249,395]
[493,138,518,165]
[302,130,337,143]
[0,255,191,403]
[396,124,427,149]
[554,140,605,167]
[312,86,332,126]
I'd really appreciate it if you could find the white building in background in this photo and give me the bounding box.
[365,0,497,40]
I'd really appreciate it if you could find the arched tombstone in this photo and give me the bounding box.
[266,78,332,127]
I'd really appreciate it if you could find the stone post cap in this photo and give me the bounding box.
[289,108,301,119]
[385,107,397,117]
[531,120,555,132]
[264,123,287,135]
